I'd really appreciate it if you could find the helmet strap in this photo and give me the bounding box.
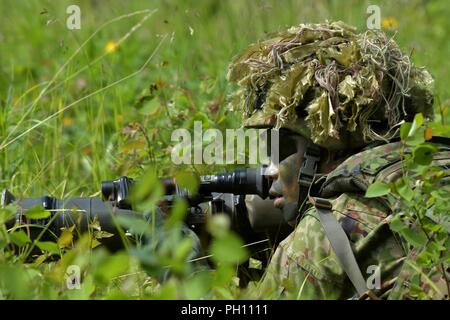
[282,142,321,222]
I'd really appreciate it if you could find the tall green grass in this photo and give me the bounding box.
[0,0,448,197]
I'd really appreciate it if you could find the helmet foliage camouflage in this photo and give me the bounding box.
[227,21,434,150]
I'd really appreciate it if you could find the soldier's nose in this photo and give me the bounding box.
[264,162,279,180]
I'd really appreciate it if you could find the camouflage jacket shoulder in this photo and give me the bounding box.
[257,139,450,300]
[320,140,450,198]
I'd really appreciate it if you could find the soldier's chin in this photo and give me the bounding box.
[273,196,285,208]
[282,202,300,224]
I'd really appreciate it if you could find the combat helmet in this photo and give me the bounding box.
[227,21,435,151]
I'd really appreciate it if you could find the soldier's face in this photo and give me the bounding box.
[267,131,307,210]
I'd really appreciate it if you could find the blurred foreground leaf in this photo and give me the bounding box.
[210,232,248,265]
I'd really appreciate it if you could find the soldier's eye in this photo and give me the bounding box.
[264,129,302,162]
[279,139,298,160]
[275,129,300,161]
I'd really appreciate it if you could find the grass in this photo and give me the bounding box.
[0,0,449,299]
[0,0,449,197]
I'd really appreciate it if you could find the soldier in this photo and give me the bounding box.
[227,22,449,299]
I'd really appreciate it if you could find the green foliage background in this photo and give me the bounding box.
[0,0,449,299]
[1,0,449,195]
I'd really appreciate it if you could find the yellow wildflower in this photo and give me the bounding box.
[382,17,399,30]
[63,117,75,126]
[105,41,118,54]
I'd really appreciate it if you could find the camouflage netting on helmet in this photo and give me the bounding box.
[227,21,434,150]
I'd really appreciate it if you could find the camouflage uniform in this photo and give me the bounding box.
[258,192,402,299]
[228,22,448,299]
[257,141,449,299]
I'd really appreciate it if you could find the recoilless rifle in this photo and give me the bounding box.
[1,167,290,260]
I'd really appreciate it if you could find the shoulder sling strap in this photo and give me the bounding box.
[304,136,450,299]
[308,196,379,299]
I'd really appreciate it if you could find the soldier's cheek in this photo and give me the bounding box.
[278,158,302,201]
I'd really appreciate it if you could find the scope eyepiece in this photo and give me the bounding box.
[199,166,270,199]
